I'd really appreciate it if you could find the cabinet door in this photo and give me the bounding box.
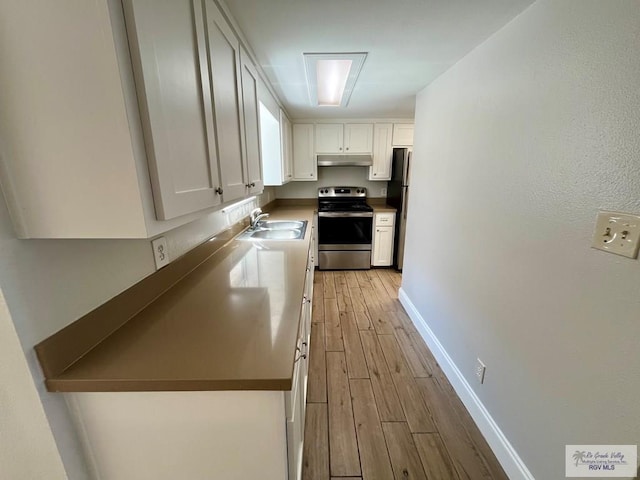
[286,361,305,480]
[292,124,316,181]
[344,123,373,153]
[315,124,343,153]
[203,0,246,203]
[259,103,285,186]
[239,49,263,195]
[280,110,293,182]
[124,0,221,220]
[392,124,414,146]
[370,123,393,180]
[372,226,394,266]
[286,323,308,480]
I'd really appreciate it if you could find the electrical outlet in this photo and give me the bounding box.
[381,187,387,196]
[151,237,170,270]
[475,358,486,384]
[592,211,640,259]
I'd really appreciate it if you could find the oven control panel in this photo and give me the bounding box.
[318,187,367,197]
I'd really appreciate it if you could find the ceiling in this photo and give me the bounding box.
[225,0,535,120]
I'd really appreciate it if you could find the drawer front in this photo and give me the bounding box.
[375,212,395,226]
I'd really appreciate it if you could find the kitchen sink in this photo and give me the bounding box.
[255,220,306,230]
[237,220,307,241]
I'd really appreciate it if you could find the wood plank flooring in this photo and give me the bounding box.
[303,269,508,480]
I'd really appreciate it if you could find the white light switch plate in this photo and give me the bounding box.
[151,237,170,269]
[591,211,640,259]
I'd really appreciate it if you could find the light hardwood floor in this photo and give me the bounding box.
[303,269,508,480]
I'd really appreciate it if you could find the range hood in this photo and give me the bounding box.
[316,154,373,167]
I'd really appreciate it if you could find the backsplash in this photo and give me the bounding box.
[160,187,275,268]
[275,167,388,198]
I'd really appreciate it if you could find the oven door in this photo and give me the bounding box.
[318,212,373,249]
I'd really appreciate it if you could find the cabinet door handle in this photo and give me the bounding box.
[294,345,307,362]
[245,182,256,188]
[346,147,349,151]
[215,187,223,195]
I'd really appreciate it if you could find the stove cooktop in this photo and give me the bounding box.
[317,202,373,213]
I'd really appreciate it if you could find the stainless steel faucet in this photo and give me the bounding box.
[250,208,269,229]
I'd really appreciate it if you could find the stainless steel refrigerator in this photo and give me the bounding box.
[386,148,411,270]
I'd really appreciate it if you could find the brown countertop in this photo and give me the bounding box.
[372,205,397,213]
[39,206,315,392]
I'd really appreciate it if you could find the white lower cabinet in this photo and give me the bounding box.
[286,246,313,480]
[66,246,315,480]
[67,390,289,480]
[372,212,396,266]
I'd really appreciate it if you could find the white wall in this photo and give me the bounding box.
[402,1,640,479]
[276,166,388,198]
[0,187,274,479]
[0,288,67,480]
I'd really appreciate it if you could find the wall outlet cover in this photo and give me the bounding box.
[152,237,170,270]
[591,211,640,259]
[475,358,486,384]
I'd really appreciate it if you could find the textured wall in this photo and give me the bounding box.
[403,1,640,479]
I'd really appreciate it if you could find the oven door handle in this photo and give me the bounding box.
[318,212,374,218]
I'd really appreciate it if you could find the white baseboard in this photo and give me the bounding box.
[398,288,535,480]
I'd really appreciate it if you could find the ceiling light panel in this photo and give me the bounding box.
[304,53,367,107]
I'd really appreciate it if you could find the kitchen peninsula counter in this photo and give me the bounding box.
[35,205,316,392]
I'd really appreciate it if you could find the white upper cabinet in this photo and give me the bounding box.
[314,123,373,154]
[344,124,374,153]
[239,48,263,195]
[392,124,414,146]
[292,124,316,181]
[280,109,294,182]
[259,103,284,186]
[0,0,266,238]
[203,0,246,204]
[370,123,393,180]
[315,124,344,153]
[260,105,293,186]
[125,0,221,220]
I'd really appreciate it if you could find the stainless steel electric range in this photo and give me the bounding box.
[317,186,373,270]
